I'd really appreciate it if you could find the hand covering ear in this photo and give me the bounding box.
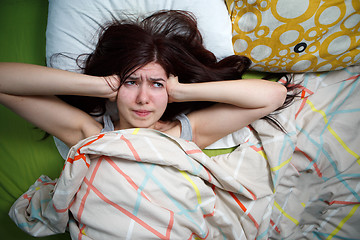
[103,75,121,102]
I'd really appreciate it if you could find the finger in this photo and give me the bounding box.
[104,75,120,92]
[108,94,118,102]
[168,74,178,80]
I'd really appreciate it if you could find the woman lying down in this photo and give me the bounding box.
[0,10,294,239]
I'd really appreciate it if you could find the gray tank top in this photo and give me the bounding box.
[175,113,192,141]
[54,114,193,160]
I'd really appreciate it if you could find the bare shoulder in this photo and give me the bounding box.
[82,119,104,138]
[58,114,103,148]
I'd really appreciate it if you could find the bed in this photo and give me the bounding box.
[1,0,359,239]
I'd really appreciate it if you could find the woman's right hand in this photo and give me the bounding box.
[102,75,121,101]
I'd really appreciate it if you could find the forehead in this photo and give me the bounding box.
[132,62,167,76]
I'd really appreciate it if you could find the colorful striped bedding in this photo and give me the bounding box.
[269,65,360,239]
[8,65,360,239]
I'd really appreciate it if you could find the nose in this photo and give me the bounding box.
[136,85,150,104]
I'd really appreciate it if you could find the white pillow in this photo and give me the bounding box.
[46,0,234,70]
[46,0,246,152]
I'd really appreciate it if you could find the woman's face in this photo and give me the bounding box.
[116,62,169,129]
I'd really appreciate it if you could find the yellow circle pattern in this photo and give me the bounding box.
[226,0,360,72]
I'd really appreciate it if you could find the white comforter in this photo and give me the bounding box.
[9,65,360,239]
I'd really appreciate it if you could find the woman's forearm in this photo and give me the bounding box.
[0,62,109,97]
[170,79,287,110]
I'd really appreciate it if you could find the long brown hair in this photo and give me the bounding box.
[58,10,297,127]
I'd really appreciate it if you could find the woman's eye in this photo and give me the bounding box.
[153,82,164,88]
[124,80,136,86]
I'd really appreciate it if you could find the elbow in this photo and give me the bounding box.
[271,83,288,110]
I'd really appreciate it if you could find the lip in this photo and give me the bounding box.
[133,110,152,117]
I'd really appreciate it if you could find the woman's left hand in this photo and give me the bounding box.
[166,74,182,103]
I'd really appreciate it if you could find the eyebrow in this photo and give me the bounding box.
[128,76,140,80]
[128,76,165,82]
[149,77,165,82]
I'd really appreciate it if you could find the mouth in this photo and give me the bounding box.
[133,110,152,117]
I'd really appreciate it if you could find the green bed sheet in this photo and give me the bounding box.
[0,0,69,239]
[0,1,270,239]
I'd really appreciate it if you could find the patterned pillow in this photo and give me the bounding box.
[226,0,360,72]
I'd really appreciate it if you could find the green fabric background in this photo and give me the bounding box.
[0,0,69,239]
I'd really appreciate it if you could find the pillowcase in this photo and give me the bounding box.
[226,0,360,72]
[46,0,235,71]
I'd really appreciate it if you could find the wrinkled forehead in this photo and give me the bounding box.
[131,62,168,78]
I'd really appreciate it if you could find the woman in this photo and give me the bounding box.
[0,10,288,152]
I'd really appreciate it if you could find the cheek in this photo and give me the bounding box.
[154,91,168,108]
[117,88,132,104]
